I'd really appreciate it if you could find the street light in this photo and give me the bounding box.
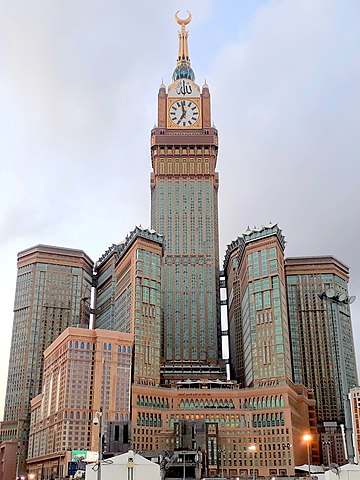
[248,444,256,480]
[303,434,312,477]
[93,409,103,480]
[15,446,20,480]
[183,451,186,480]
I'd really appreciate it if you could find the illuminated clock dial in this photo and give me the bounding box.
[169,100,199,127]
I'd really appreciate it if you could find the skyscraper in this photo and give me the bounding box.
[349,387,360,464]
[0,245,93,475]
[2,11,358,479]
[150,12,224,381]
[224,227,359,465]
[94,227,163,386]
[285,256,358,463]
[223,224,293,387]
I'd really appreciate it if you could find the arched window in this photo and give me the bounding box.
[74,341,78,349]
[81,342,84,349]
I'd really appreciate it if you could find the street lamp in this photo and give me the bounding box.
[183,451,186,480]
[248,444,256,480]
[93,409,103,480]
[15,447,20,480]
[303,434,312,477]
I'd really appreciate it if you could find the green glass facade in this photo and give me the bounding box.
[1,245,93,475]
[95,227,163,386]
[149,19,224,379]
[285,264,358,424]
[4,247,93,424]
[224,225,292,387]
[151,178,220,364]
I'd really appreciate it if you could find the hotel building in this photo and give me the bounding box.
[27,328,133,479]
[285,256,358,464]
[0,245,93,476]
[349,387,360,464]
[94,226,164,387]
[150,13,225,382]
[1,12,358,480]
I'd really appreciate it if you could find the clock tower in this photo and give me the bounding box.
[151,12,225,382]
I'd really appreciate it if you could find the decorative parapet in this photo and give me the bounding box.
[95,226,164,271]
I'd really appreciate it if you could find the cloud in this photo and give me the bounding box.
[208,0,360,366]
[0,0,360,416]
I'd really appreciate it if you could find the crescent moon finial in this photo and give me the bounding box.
[175,10,192,27]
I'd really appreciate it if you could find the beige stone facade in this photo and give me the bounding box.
[132,379,317,478]
[27,328,133,479]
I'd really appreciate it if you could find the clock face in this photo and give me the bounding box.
[169,100,200,127]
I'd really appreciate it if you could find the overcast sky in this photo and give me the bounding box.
[0,0,359,417]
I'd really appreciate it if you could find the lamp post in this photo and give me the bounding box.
[221,447,225,478]
[15,447,20,480]
[93,409,103,480]
[183,451,186,480]
[303,434,312,477]
[248,444,256,480]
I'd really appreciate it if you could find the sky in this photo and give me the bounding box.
[0,0,359,418]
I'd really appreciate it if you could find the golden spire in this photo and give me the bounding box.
[175,11,192,67]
